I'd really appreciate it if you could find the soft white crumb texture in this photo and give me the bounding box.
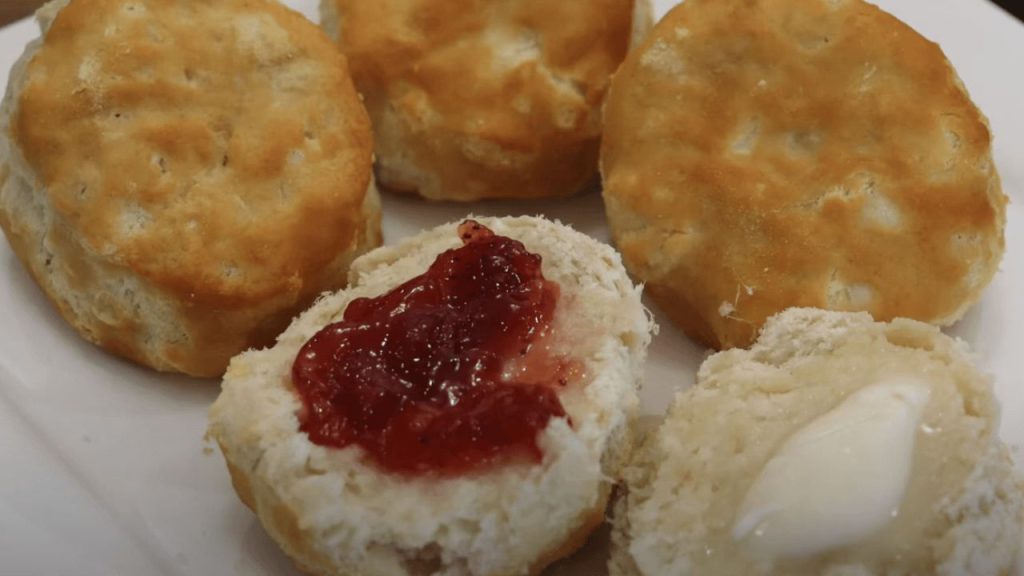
[210,216,653,576]
[611,308,1022,576]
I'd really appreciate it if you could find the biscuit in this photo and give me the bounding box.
[321,0,649,201]
[209,216,653,576]
[601,0,1007,349]
[0,0,378,377]
[610,308,1023,576]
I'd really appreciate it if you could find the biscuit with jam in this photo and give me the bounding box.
[209,216,653,576]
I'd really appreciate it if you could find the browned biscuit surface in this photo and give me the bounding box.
[323,0,641,201]
[1,0,377,376]
[601,0,1006,349]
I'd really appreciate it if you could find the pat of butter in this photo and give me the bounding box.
[732,378,932,559]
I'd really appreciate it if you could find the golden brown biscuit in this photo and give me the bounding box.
[601,0,1007,349]
[321,0,646,201]
[0,0,378,377]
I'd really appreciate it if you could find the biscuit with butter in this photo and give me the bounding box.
[0,0,379,377]
[610,308,1023,576]
[601,0,1007,349]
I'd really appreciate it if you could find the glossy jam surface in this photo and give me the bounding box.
[292,221,571,475]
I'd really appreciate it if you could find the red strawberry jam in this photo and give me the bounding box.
[292,221,571,475]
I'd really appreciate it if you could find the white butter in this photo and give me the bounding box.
[732,378,932,559]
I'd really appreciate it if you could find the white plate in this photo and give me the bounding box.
[1,1,1022,574]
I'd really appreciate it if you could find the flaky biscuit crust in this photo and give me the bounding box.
[323,0,640,201]
[1,0,378,376]
[602,0,1007,349]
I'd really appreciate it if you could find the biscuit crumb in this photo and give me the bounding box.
[718,301,735,317]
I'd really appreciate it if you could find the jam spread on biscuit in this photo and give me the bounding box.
[292,221,572,475]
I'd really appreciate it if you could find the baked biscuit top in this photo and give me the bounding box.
[333,0,634,134]
[602,0,1007,348]
[325,0,637,199]
[13,0,373,305]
